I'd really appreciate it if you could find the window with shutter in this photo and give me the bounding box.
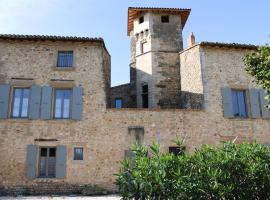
[11,88,30,118]
[232,89,247,118]
[54,89,72,119]
[39,147,56,178]
[0,84,10,119]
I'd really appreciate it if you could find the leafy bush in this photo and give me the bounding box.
[116,141,270,199]
[244,46,270,108]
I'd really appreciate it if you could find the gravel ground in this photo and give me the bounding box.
[0,196,121,200]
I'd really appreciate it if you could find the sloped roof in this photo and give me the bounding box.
[200,41,257,50]
[0,34,104,42]
[128,7,191,36]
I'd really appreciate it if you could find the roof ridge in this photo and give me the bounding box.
[0,34,104,41]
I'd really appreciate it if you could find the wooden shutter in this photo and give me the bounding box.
[29,86,41,119]
[249,89,261,118]
[40,86,52,120]
[71,87,83,120]
[26,145,38,179]
[221,87,234,118]
[0,84,10,119]
[259,89,270,118]
[56,145,67,179]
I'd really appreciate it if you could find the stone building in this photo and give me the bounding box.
[0,7,270,195]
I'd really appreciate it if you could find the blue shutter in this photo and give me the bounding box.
[40,86,52,120]
[71,87,83,120]
[0,84,10,119]
[249,89,261,118]
[259,90,270,119]
[29,86,41,119]
[56,145,67,179]
[221,87,234,118]
[26,145,38,179]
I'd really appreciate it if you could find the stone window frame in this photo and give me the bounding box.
[229,85,251,119]
[53,88,73,120]
[139,16,144,24]
[53,49,76,71]
[38,146,57,178]
[8,78,35,119]
[50,80,75,120]
[161,15,170,23]
[115,98,124,108]
[74,147,84,161]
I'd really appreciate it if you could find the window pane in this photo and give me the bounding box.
[21,89,29,117]
[232,91,239,116]
[63,90,71,118]
[55,90,62,118]
[238,91,247,117]
[74,148,83,160]
[57,52,73,67]
[115,99,123,108]
[12,89,22,117]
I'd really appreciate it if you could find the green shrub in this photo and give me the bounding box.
[116,142,270,199]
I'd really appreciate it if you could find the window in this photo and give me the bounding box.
[161,16,170,23]
[232,90,247,118]
[139,16,144,24]
[57,51,73,68]
[169,147,184,156]
[142,84,148,108]
[115,98,123,108]
[39,147,56,178]
[12,88,30,118]
[54,89,72,119]
[74,148,83,160]
[141,42,147,54]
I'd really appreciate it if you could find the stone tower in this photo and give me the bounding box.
[128,7,191,108]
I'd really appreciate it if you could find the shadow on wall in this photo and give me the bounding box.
[110,67,204,110]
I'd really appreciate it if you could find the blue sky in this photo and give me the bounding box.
[0,0,269,86]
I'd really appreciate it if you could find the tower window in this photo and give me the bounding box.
[139,16,144,24]
[141,42,147,54]
[142,84,148,108]
[161,16,170,23]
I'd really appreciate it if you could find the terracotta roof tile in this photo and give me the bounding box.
[128,7,191,36]
[0,34,104,42]
[200,41,257,50]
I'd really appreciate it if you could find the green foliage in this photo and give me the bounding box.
[116,142,270,199]
[244,46,270,108]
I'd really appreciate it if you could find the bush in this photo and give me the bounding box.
[115,141,270,199]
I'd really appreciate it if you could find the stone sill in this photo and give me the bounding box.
[106,108,204,112]
[33,178,64,183]
[52,66,76,71]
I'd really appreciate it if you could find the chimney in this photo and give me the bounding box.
[188,32,196,47]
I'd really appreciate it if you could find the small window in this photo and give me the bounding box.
[232,90,247,118]
[74,148,83,160]
[11,88,30,118]
[169,147,184,156]
[161,16,169,23]
[115,98,123,108]
[141,42,147,54]
[54,89,72,119]
[57,51,73,68]
[142,84,148,108]
[139,16,144,24]
[39,147,56,178]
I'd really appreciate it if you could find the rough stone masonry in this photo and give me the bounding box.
[0,7,269,195]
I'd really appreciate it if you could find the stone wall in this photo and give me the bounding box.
[0,39,270,195]
[110,83,132,108]
[180,45,204,109]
